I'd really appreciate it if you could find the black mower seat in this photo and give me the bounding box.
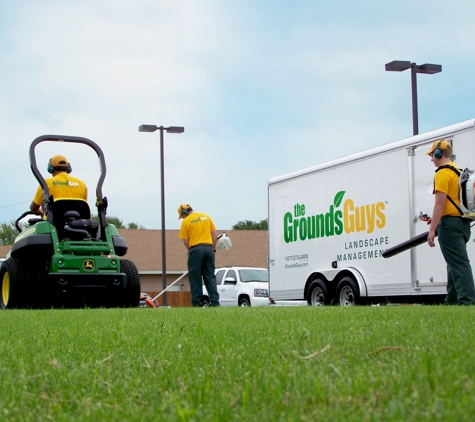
[50,199,97,240]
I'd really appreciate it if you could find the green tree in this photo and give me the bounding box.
[105,216,125,229]
[232,219,268,230]
[0,221,22,245]
[91,215,125,228]
[91,215,145,229]
[127,222,145,229]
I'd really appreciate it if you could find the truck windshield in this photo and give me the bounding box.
[238,269,268,283]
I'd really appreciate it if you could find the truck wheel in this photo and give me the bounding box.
[336,277,359,306]
[239,297,251,307]
[117,259,141,307]
[307,279,329,306]
[1,259,31,309]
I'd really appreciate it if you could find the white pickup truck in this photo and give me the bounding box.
[202,266,269,307]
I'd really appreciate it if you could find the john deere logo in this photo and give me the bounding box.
[83,260,95,271]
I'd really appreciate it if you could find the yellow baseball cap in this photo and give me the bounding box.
[177,203,191,219]
[425,140,452,155]
[50,154,69,167]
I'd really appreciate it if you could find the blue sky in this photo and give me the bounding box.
[1,0,474,230]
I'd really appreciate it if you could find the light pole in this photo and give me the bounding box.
[385,60,442,135]
[138,124,185,305]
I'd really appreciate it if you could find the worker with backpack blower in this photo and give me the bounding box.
[426,140,475,305]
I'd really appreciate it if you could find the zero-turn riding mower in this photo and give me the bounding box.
[0,135,141,309]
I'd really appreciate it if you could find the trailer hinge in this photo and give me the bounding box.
[408,146,416,157]
[413,280,421,291]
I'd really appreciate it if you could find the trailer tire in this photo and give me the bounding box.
[201,298,210,307]
[336,277,359,306]
[307,279,329,306]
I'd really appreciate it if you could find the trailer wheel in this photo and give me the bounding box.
[307,279,329,306]
[1,258,31,309]
[201,298,210,307]
[336,277,359,306]
[239,297,251,307]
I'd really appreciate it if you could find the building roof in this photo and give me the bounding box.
[119,229,268,271]
[0,229,268,272]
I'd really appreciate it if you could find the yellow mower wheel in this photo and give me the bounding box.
[2,271,10,308]
[0,258,31,310]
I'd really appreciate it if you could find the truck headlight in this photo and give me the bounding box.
[254,288,269,298]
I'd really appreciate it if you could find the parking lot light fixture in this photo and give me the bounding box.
[138,124,185,305]
[385,60,411,72]
[165,127,185,134]
[385,60,442,135]
[138,124,159,133]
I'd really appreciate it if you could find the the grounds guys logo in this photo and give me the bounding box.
[53,180,79,187]
[283,191,386,243]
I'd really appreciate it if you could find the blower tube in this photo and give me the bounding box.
[382,231,433,259]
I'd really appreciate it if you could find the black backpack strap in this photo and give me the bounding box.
[446,195,464,216]
[436,164,461,176]
[434,165,463,216]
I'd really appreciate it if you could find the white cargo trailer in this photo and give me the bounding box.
[268,119,475,306]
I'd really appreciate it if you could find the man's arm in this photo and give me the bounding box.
[182,239,189,250]
[211,230,218,251]
[31,184,43,214]
[427,191,446,247]
[30,201,42,215]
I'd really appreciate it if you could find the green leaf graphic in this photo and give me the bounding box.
[334,191,345,207]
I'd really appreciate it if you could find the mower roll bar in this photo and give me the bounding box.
[29,135,108,235]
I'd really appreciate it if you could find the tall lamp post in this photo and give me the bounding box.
[385,60,442,135]
[138,125,185,305]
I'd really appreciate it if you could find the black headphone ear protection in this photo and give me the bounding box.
[47,159,72,174]
[433,141,443,159]
[181,205,189,217]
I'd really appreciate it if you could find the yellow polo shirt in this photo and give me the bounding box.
[434,162,461,217]
[179,212,216,248]
[33,173,88,205]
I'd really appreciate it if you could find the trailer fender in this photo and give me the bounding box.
[306,268,368,298]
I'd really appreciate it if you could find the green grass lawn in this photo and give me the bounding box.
[0,305,474,421]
